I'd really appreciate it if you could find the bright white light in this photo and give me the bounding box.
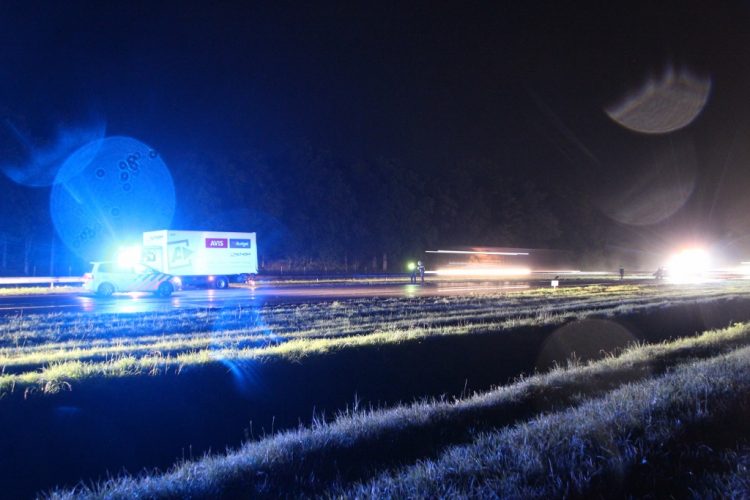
[666,248,710,283]
[532,269,584,274]
[426,249,529,256]
[430,266,532,277]
[733,262,750,278]
[116,245,142,268]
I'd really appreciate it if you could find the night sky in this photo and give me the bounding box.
[1,1,750,271]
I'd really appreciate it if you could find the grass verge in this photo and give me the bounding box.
[339,342,750,498]
[46,321,750,499]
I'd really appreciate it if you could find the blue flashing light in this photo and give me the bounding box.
[116,245,142,268]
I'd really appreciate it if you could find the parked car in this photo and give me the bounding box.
[83,261,177,297]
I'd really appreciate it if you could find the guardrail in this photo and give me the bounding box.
[0,277,84,288]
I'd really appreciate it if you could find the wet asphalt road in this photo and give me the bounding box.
[0,280,557,315]
[0,275,651,315]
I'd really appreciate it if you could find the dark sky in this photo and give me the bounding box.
[2,0,750,264]
[1,1,744,157]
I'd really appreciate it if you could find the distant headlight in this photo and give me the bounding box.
[171,276,182,288]
[666,248,710,283]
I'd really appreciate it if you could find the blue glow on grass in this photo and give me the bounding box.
[219,356,264,396]
[210,299,284,396]
[50,136,176,261]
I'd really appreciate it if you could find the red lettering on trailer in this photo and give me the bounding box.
[205,238,228,248]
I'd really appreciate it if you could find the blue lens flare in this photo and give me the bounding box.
[50,136,176,261]
[219,356,264,396]
[208,300,284,397]
[0,121,106,187]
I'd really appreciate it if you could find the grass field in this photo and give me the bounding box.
[2,281,750,497]
[3,283,749,395]
[49,317,750,498]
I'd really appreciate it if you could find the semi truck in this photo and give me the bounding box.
[142,230,258,289]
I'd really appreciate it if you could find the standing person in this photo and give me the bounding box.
[619,267,625,280]
[410,262,417,283]
[654,267,665,280]
[417,260,425,284]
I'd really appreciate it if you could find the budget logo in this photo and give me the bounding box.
[205,238,228,248]
[230,238,251,249]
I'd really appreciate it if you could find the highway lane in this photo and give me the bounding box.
[0,276,654,315]
[0,281,546,315]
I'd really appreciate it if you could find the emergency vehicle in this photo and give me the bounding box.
[84,261,177,297]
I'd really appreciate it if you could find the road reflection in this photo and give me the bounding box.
[77,296,95,313]
[7,280,538,315]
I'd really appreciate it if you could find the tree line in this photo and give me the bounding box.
[172,145,612,273]
[0,143,616,275]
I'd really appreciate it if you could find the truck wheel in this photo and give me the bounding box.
[157,282,174,297]
[97,283,115,297]
[215,276,229,289]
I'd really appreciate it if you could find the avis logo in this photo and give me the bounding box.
[205,238,228,248]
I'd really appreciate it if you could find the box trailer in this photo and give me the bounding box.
[142,230,258,289]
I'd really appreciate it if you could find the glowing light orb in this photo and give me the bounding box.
[599,140,696,226]
[536,319,637,373]
[600,177,696,226]
[606,67,711,134]
[50,136,175,261]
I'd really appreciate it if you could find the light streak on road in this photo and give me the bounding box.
[426,249,529,256]
[429,267,532,277]
[0,276,83,285]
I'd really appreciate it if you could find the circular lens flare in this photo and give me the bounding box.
[50,136,176,261]
[606,66,711,134]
